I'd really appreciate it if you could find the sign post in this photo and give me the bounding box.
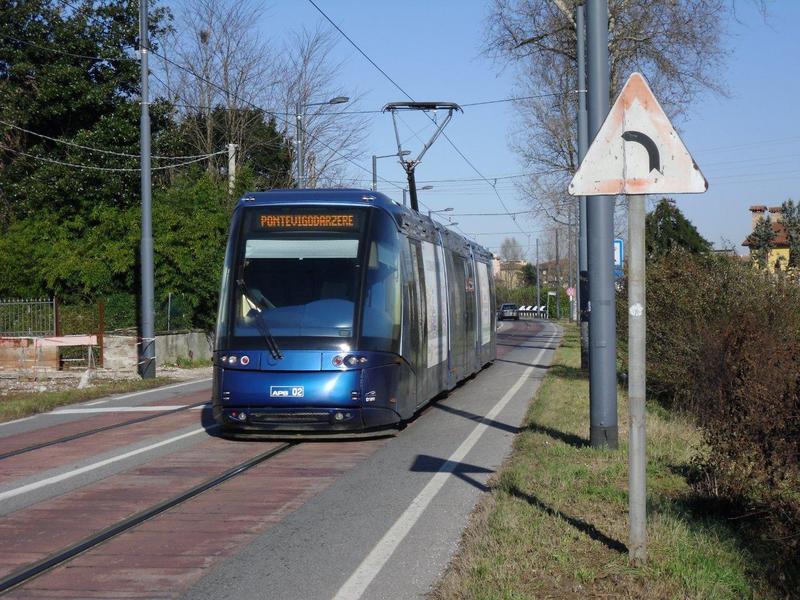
[569,72,707,564]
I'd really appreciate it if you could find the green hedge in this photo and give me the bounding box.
[617,250,799,589]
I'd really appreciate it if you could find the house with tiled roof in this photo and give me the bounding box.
[743,205,790,272]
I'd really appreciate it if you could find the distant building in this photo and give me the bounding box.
[492,256,528,289]
[742,205,790,272]
[537,258,570,288]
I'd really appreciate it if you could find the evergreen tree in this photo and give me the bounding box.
[750,215,777,269]
[645,198,711,259]
[780,199,800,268]
[521,263,537,287]
[0,0,173,221]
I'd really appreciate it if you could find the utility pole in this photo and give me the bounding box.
[228,143,237,197]
[295,102,303,188]
[567,206,574,321]
[536,239,541,312]
[586,0,617,449]
[577,2,590,369]
[138,0,155,379]
[555,228,561,320]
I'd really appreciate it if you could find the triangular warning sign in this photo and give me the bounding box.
[569,72,707,196]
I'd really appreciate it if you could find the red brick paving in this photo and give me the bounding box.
[5,441,385,599]
[0,436,273,577]
[0,393,211,481]
[0,389,210,458]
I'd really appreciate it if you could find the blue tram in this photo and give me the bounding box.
[211,189,496,435]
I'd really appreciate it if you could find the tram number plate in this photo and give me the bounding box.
[270,386,304,398]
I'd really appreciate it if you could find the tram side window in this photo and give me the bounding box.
[361,214,401,353]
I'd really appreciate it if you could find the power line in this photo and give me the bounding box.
[460,92,567,107]
[0,143,225,172]
[0,119,220,160]
[1,35,137,63]
[306,0,529,237]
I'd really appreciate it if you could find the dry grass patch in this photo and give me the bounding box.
[432,324,774,600]
[0,377,177,422]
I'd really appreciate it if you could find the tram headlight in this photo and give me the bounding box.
[228,355,238,365]
[344,355,358,367]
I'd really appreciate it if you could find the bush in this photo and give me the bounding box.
[619,250,800,585]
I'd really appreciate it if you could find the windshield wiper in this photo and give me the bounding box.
[236,278,283,360]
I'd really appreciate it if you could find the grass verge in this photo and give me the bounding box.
[432,323,775,599]
[0,377,177,423]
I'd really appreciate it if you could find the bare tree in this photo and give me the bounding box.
[485,0,755,237]
[158,0,282,174]
[276,27,368,188]
[500,236,525,261]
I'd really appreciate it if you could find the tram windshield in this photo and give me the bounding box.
[221,207,366,350]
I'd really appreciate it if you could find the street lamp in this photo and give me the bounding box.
[403,185,432,207]
[372,150,410,191]
[427,206,452,218]
[295,96,350,188]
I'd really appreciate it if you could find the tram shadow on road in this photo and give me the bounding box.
[431,402,519,435]
[410,454,493,492]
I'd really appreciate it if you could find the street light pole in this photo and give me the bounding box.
[295,101,303,188]
[427,205,451,219]
[295,96,349,189]
[372,151,409,192]
[139,0,155,379]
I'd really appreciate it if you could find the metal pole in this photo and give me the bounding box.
[295,103,303,188]
[567,207,573,321]
[586,0,617,448]
[536,239,541,312]
[402,188,407,207]
[555,228,561,320]
[98,299,105,368]
[167,292,172,333]
[139,0,155,380]
[577,1,590,370]
[372,155,377,191]
[628,193,647,562]
[227,143,236,196]
[407,168,419,212]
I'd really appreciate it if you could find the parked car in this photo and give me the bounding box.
[498,303,519,321]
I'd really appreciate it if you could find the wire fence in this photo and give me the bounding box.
[0,298,56,337]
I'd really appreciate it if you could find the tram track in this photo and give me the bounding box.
[0,400,209,461]
[0,441,296,595]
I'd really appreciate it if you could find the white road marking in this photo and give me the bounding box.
[0,428,207,503]
[83,399,109,406]
[110,378,212,401]
[51,406,187,414]
[333,329,558,600]
[191,404,212,410]
[0,416,36,429]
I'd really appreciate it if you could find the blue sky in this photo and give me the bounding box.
[214,0,799,258]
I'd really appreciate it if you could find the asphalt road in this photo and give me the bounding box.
[183,318,561,600]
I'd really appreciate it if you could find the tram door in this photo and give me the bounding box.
[464,256,477,373]
[406,239,428,408]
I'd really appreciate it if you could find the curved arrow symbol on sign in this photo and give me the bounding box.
[622,130,661,174]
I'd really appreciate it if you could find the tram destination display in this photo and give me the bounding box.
[250,210,362,232]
